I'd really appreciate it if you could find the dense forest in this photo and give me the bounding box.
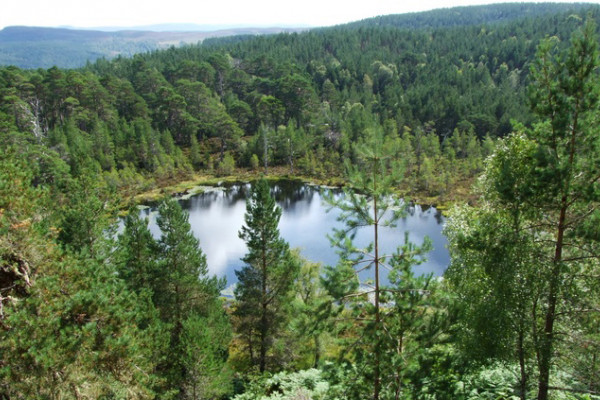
[1,3,599,399]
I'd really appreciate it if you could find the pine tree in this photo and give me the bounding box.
[528,19,600,400]
[55,174,117,254]
[153,198,229,397]
[189,134,203,170]
[324,126,432,400]
[116,207,158,295]
[234,178,300,373]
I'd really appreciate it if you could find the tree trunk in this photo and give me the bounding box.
[314,335,321,368]
[394,332,404,400]
[591,353,597,391]
[537,206,565,400]
[260,303,267,373]
[248,330,255,367]
[518,326,527,400]
[220,137,225,162]
[373,166,381,400]
[288,138,294,175]
[260,240,268,373]
[263,131,269,174]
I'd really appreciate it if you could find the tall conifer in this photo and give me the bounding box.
[325,126,432,400]
[234,179,299,373]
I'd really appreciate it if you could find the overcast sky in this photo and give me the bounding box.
[2,0,599,30]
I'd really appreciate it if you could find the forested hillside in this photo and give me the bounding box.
[347,2,594,29]
[1,3,599,399]
[3,4,598,200]
[0,26,305,69]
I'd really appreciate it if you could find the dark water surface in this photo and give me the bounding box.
[141,180,450,285]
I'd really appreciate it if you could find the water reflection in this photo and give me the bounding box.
[142,180,450,285]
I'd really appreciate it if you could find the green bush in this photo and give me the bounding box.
[217,153,236,176]
[233,369,332,400]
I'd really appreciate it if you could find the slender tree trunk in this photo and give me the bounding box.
[260,304,267,373]
[373,164,381,400]
[220,137,225,162]
[518,325,527,400]
[288,138,294,175]
[537,271,558,400]
[394,332,404,400]
[248,331,255,367]
[591,353,597,391]
[314,335,321,368]
[260,240,268,373]
[537,203,566,400]
[263,130,269,174]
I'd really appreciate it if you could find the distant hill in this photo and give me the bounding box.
[0,26,306,69]
[79,23,314,32]
[345,2,597,29]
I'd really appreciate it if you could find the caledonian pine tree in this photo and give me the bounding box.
[324,125,432,400]
[148,198,231,399]
[234,178,300,373]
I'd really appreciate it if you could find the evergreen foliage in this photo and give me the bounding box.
[234,179,300,373]
[150,198,230,397]
[1,4,599,399]
[324,127,433,399]
[3,4,598,199]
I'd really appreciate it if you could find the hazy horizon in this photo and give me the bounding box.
[3,0,598,31]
